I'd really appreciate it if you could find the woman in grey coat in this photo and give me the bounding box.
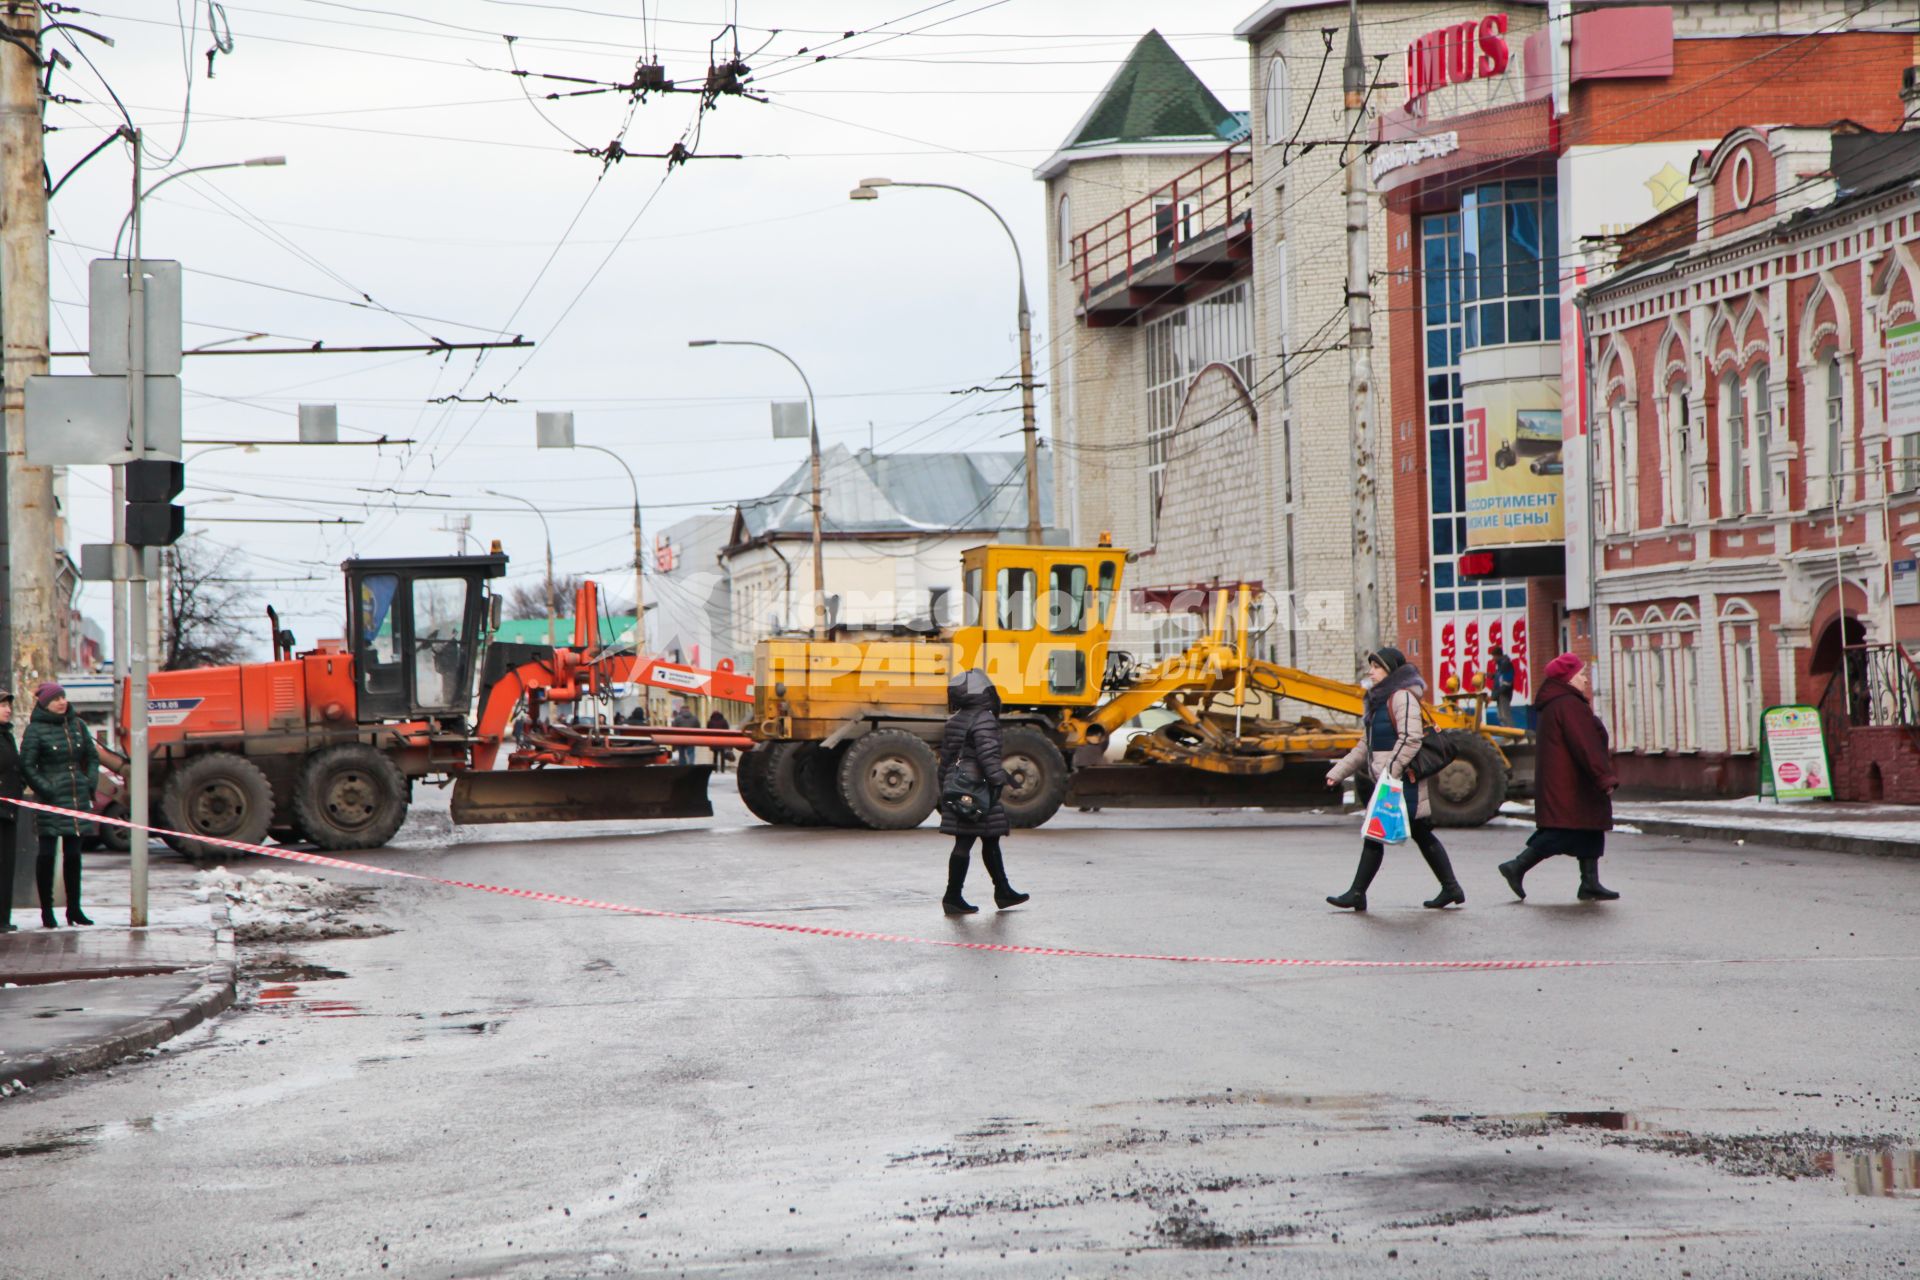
[937,669,1028,915]
[1323,647,1464,911]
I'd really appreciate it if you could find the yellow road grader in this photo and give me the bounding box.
[738,539,1520,830]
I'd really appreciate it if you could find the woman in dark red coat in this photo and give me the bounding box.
[1498,652,1621,902]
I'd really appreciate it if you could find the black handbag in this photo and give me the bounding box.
[941,760,992,822]
[1406,732,1459,783]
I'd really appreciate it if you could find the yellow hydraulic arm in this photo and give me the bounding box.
[1058,584,1517,776]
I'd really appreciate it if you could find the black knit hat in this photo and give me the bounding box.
[1368,646,1407,675]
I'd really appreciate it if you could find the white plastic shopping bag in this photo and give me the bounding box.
[1362,776,1410,844]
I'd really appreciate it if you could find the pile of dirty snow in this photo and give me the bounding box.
[193,868,391,943]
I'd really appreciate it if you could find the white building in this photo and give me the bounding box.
[720,445,1057,644]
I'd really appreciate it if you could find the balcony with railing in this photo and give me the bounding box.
[1071,145,1252,328]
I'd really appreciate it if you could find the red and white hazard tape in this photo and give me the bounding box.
[7,797,1901,972]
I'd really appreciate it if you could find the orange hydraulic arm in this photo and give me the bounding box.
[468,578,752,771]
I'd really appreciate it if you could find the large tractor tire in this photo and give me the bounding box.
[96,801,132,854]
[1422,730,1509,828]
[837,729,939,830]
[797,743,863,827]
[158,752,276,862]
[761,741,824,827]
[735,747,788,825]
[292,744,410,851]
[998,726,1070,829]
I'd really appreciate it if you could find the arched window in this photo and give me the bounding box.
[1607,609,1638,750]
[1264,54,1289,144]
[1608,399,1632,533]
[1665,375,1692,525]
[1749,365,1772,514]
[1720,599,1761,751]
[1057,193,1071,267]
[1720,371,1746,517]
[1824,353,1844,506]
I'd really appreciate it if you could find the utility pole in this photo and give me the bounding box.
[126,134,154,927]
[1342,0,1381,675]
[2,4,57,716]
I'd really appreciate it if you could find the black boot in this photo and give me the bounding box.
[1328,841,1384,911]
[1415,824,1465,908]
[1497,848,1548,901]
[62,844,90,925]
[979,839,1028,909]
[35,850,57,928]
[1577,856,1619,901]
[943,840,977,914]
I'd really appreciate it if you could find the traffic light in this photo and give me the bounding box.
[125,458,185,547]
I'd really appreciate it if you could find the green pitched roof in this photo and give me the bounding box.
[492,615,636,646]
[1062,30,1243,151]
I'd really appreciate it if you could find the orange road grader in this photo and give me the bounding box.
[738,539,1521,832]
[124,552,750,858]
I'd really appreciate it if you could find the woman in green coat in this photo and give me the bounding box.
[20,683,98,927]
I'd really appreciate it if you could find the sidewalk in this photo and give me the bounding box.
[1507,797,1920,858]
[0,854,235,1092]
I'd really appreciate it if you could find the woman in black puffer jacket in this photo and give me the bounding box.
[936,669,1028,916]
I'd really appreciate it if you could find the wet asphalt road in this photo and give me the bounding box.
[1,792,1917,1278]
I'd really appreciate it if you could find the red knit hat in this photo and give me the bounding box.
[1542,652,1584,685]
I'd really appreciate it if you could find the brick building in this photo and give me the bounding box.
[1581,92,1920,799]
[1369,1,1916,744]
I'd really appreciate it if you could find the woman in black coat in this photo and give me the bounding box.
[0,692,21,932]
[936,669,1028,916]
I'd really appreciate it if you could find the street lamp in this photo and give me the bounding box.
[688,339,829,639]
[116,139,287,929]
[484,489,556,649]
[849,176,1042,543]
[113,154,288,257]
[533,410,646,659]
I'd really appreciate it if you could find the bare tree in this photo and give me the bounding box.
[162,534,257,670]
[502,573,628,622]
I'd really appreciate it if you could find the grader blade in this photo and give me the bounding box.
[450,765,714,825]
[1065,763,1331,810]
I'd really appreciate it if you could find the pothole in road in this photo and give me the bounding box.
[243,956,348,984]
[1421,1111,1920,1196]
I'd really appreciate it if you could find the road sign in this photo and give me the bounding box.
[79,543,159,581]
[23,374,182,464]
[771,400,808,438]
[88,258,183,377]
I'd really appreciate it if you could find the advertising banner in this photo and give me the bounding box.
[1888,320,1920,438]
[1757,705,1833,802]
[1463,380,1564,548]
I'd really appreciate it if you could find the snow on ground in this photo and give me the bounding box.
[192,868,391,943]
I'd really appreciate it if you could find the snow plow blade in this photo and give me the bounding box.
[1064,763,1329,810]
[450,765,714,825]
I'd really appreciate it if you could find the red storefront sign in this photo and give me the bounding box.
[1404,14,1509,109]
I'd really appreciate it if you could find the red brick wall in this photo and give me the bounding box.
[1832,728,1920,803]
[1570,33,1918,145]
[1709,137,1780,240]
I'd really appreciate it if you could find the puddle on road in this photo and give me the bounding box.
[0,1131,93,1159]
[405,1014,505,1039]
[1423,1111,1920,1197]
[255,984,363,1018]
[1817,1147,1920,1197]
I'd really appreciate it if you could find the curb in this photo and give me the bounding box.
[0,901,238,1094]
[1616,816,1920,860]
[0,963,236,1091]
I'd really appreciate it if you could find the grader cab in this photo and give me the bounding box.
[740,541,1516,831]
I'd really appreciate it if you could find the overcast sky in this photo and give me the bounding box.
[49,0,1255,654]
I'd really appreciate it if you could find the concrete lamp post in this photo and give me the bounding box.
[534,411,645,659]
[848,176,1042,543]
[688,339,828,639]
[117,147,288,927]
